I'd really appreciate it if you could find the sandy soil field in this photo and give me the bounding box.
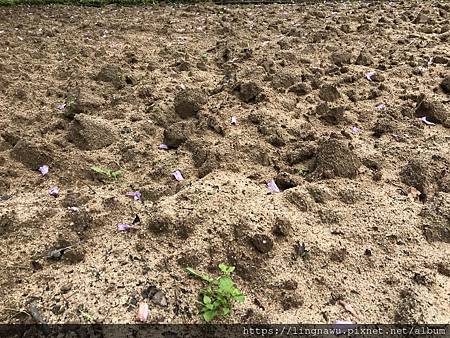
[0,1,449,325]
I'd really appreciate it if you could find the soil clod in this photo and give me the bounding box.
[316,103,345,125]
[420,192,450,243]
[440,76,450,94]
[68,114,118,150]
[331,51,352,66]
[94,64,125,89]
[174,88,206,119]
[312,139,360,179]
[288,82,312,96]
[251,234,274,254]
[163,121,192,149]
[319,85,341,102]
[415,95,449,125]
[355,51,373,66]
[274,172,299,191]
[234,81,264,103]
[11,140,52,170]
[272,217,292,237]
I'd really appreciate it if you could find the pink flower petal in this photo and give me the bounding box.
[137,303,149,322]
[159,144,169,150]
[56,103,66,110]
[351,126,361,134]
[117,223,131,232]
[126,191,141,201]
[48,186,59,197]
[375,103,385,110]
[67,207,79,212]
[333,320,353,325]
[231,116,237,125]
[365,71,375,81]
[38,165,49,175]
[267,179,281,193]
[420,116,435,126]
[172,170,184,181]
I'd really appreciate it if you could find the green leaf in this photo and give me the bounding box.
[203,295,211,304]
[218,264,235,274]
[203,310,216,322]
[189,263,245,321]
[234,293,245,303]
[111,170,123,179]
[213,298,223,306]
[186,267,198,276]
[218,263,228,273]
[222,307,230,316]
[218,277,234,294]
[205,276,214,283]
[186,267,213,283]
[79,310,94,323]
[90,166,108,175]
[90,166,122,180]
[297,168,309,177]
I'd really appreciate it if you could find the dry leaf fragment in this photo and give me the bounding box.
[407,187,421,201]
[337,300,358,318]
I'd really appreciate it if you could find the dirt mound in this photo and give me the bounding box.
[316,103,345,125]
[94,64,126,89]
[355,51,373,66]
[312,138,361,179]
[415,95,449,125]
[441,76,450,93]
[270,72,300,91]
[68,114,118,150]
[330,51,352,66]
[163,121,194,149]
[400,156,450,200]
[319,85,341,102]
[287,82,312,96]
[174,88,207,119]
[234,81,264,103]
[64,90,104,119]
[421,192,450,243]
[11,140,53,170]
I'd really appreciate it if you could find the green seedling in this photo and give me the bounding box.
[152,105,162,113]
[297,168,309,177]
[186,264,245,322]
[65,95,76,108]
[77,305,94,323]
[90,166,123,180]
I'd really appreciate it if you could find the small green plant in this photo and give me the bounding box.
[65,95,76,108]
[77,304,95,323]
[297,168,309,177]
[90,166,123,179]
[186,264,245,322]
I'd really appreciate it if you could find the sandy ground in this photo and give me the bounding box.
[0,1,449,324]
